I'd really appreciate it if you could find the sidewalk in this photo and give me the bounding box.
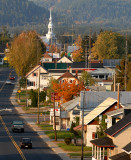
[10,84,71,160]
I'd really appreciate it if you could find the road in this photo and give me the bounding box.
[0,68,62,160]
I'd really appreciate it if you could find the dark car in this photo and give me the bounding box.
[20,138,32,149]
[10,76,15,80]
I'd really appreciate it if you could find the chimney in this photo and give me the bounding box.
[69,66,72,73]
[75,70,78,78]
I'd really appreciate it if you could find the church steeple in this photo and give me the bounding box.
[46,8,56,44]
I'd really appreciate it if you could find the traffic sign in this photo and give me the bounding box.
[17,90,21,93]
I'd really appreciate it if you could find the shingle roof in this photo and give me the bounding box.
[105,112,131,136]
[106,106,131,116]
[90,137,115,147]
[57,71,77,80]
[84,97,117,124]
[80,91,131,111]
[109,152,130,160]
[43,53,52,58]
[122,142,131,154]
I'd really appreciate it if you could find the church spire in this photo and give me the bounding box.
[49,8,52,22]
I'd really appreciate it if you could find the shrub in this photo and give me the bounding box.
[64,137,72,145]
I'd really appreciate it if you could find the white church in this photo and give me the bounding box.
[41,8,56,45]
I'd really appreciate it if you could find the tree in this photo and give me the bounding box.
[116,58,131,91]
[72,35,83,62]
[92,31,125,60]
[79,71,95,87]
[46,78,59,102]
[52,80,84,103]
[6,31,46,77]
[96,115,107,138]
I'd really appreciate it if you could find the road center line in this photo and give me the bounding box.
[0,116,26,160]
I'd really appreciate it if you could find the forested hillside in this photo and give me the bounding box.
[0,0,49,26]
[30,0,131,28]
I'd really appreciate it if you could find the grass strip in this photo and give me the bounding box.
[57,143,92,152]
[45,131,74,139]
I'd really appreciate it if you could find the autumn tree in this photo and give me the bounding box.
[92,31,125,60]
[79,71,95,87]
[7,31,46,77]
[46,78,59,102]
[72,35,83,62]
[116,58,131,91]
[52,80,84,103]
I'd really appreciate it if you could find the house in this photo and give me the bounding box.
[57,56,73,63]
[79,97,123,146]
[96,80,113,91]
[40,53,53,63]
[50,97,80,130]
[25,65,49,91]
[106,105,131,128]
[90,112,131,160]
[57,71,79,84]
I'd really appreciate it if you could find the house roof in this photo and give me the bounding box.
[80,91,131,111]
[57,71,77,80]
[90,137,115,147]
[122,142,131,154]
[109,152,130,160]
[62,97,80,112]
[106,105,131,117]
[84,97,117,125]
[25,65,47,77]
[73,125,87,132]
[69,62,103,68]
[57,56,72,63]
[105,112,131,136]
[43,53,52,58]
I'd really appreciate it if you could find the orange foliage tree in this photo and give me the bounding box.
[72,35,83,62]
[52,80,84,103]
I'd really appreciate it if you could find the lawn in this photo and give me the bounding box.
[68,152,92,157]
[44,131,74,139]
[38,124,53,130]
[57,143,92,152]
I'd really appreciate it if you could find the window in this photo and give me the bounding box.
[34,73,36,76]
[92,132,97,139]
[45,59,49,62]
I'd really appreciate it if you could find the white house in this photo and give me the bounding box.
[25,65,49,91]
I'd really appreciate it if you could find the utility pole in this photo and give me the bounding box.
[53,93,57,141]
[81,91,85,160]
[114,73,116,92]
[88,29,92,69]
[125,34,128,91]
[117,83,120,109]
[37,67,40,124]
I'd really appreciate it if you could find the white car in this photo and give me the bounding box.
[6,80,12,84]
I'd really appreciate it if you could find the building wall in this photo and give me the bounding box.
[86,125,98,147]
[111,125,131,156]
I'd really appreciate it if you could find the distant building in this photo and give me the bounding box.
[41,8,56,45]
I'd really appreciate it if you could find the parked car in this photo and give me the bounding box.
[6,80,12,84]
[11,121,24,132]
[10,76,15,80]
[20,138,32,149]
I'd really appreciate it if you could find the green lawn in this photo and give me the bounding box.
[44,131,74,139]
[38,124,53,130]
[57,143,92,152]
[68,152,92,157]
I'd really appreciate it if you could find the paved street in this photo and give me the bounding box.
[0,68,62,160]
